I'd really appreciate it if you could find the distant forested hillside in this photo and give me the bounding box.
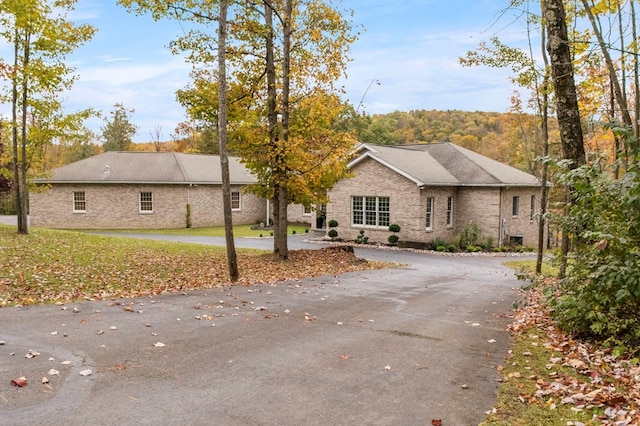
[353,109,560,177]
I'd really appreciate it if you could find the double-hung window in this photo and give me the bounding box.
[231,191,241,210]
[425,197,434,230]
[446,196,453,227]
[352,196,390,227]
[512,195,520,217]
[302,204,312,216]
[140,192,153,213]
[530,195,536,220]
[73,191,86,213]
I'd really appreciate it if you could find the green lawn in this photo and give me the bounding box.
[0,224,383,307]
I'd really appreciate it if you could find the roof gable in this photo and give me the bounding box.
[348,143,540,187]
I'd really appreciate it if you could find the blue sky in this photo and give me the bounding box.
[20,1,534,141]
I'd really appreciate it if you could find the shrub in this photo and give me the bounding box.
[388,223,401,246]
[328,229,338,240]
[459,222,481,248]
[429,237,447,250]
[446,244,457,252]
[355,230,369,244]
[483,236,493,250]
[388,223,401,233]
[549,155,640,352]
[436,245,446,252]
[328,219,339,228]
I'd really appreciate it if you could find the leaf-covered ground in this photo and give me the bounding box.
[0,227,391,306]
[484,279,640,425]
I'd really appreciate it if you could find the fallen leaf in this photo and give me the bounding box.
[42,377,49,384]
[153,342,166,347]
[431,419,442,426]
[48,369,59,375]
[78,369,92,376]
[339,354,349,360]
[11,377,27,387]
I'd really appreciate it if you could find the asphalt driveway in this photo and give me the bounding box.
[0,221,527,425]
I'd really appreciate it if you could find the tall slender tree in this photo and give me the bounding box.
[0,0,96,234]
[543,0,586,277]
[217,0,239,281]
[120,0,358,260]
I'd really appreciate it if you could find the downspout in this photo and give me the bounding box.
[266,198,270,226]
[499,187,504,246]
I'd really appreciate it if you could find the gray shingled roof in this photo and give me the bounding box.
[36,151,256,185]
[349,143,541,187]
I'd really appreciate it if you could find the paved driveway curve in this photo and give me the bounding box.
[0,224,527,425]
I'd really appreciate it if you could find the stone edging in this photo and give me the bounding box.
[303,237,536,257]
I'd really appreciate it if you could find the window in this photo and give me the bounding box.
[425,197,434,230]
[302,204,312,216]
[231,192,241,210]
[446,196,453,227]
[140,192,153,213]
[530,195,536,220]
[512,195,520,217]
[73,191,86,212]
[352,196,390,227]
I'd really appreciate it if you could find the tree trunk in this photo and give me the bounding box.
[273,0,293,260]
[217,0,239,282]
[264,3,282,257]
[19,31,29,235]
[536,29,551,274]
[11,30,23,233]
[543,0,586,278]
[631,0,640,140]
[12,28,29,235]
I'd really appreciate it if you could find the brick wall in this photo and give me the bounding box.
[30,183,266,229]
[327,158,543,248]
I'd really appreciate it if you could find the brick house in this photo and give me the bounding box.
[326,143,544,248]
[30,151,267,229]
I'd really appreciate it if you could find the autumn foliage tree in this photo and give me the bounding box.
[121,0,358,260]
[0,0,96,234]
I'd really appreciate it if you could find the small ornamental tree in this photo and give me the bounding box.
[327,219,338,240]
[388,223,401,246]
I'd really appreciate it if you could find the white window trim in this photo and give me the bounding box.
[530,195,536,221]
[73,191,86,213]
[446,196,453,228]
[231,191,241,211]
[425,196,434,231]
[302,205,312,216]
[512,195,520,218]
[351,196,390,228]
[139,191,154,214]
